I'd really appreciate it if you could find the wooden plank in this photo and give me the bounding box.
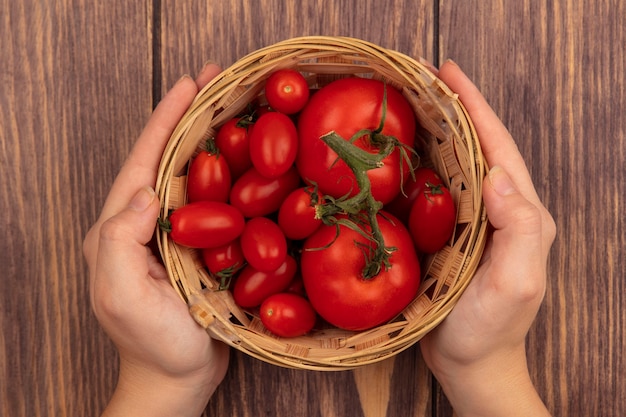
[158,1,436,416]
[437,0,626,416]
[0,1,154,416]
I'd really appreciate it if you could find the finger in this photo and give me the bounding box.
[92,187,161,312]
[99,76,200,220]
[482,166,547,302]
[195,62,222,90]
[437,60,541,204]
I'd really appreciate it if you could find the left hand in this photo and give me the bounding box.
[83,63,229,417]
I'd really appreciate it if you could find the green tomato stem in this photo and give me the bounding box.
[318,131,397,280]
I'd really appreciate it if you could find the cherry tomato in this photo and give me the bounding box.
[264,69,310,114]
[240,217,287,272]
[385,167,444,224]
[232,255,297,308]
[301,212,420,331]
[277,186,323,240]
[166,201,245,248]
[260,293,317,338]
[229,166,301,218]
[201,239,245,276]
[408,183,456,254]
[186,148,231,203]
[214,117,253,179]
[249,112,298,179]
[297,77,416,205]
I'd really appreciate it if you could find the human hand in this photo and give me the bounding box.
[83,63,229,417]
[419,61,556,416]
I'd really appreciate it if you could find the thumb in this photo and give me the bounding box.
[100,186,160,246]
[481,166,546,302]
[94,187,161,304]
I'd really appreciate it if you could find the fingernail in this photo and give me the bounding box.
[129,186,156,211]
[488,166,517,196]
[175,74,193,85]
[199,60,219,72]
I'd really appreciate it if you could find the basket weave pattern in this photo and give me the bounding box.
[156,36,488,370]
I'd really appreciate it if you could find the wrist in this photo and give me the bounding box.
[432,346,551,417]
[102,356,218,417]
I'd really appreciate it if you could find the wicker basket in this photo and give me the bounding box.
[155,36,488,370]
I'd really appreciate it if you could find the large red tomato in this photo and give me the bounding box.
[300,212,420,331]
[296,77,416,205]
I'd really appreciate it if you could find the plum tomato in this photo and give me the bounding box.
[264,69,310,115]
[165,201,245,248]
[232,255,297,308]
[186,148,231,203]
[229,166,301,218]
[408,182,456,254]
[201,238,245,276]
[240,217,287,272]
[300,212,420,331]
[214,117,253,180]
[277,186,323,240]
[248,112,298,179]
[296,77,416,205]
[385,167,444,224]
[260,292,317,338]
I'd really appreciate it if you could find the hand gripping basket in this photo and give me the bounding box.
[155,36,488,370]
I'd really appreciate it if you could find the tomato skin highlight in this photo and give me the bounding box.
[240,217,287,272]
[229,166,301,218]
[277,186,322,240]
[186,151,231,203]
[408,183,456,254]
[264,69,310,115]
[296,77,416,205]
[232,256,297,308]
[300,212,420,331]
[385,167,444,224]
[168,201,245,248]
[248,112,298,179]
[214,117,253,180]
[260,293,317,337]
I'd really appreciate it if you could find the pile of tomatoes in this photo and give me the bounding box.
[161,69,457,338]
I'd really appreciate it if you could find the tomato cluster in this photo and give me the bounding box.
[162,69,457,337]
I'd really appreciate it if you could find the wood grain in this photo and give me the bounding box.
[2,0,625,416]
[438,0,626,416]
[0,1,154,416]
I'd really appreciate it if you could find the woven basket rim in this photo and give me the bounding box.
[156,35,488,370]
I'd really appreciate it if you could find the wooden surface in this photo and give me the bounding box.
[1,1,624,416]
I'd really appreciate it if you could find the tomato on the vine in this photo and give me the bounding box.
[260,292,317,338]
[264,69,310,115]
[408,183,456,254]
[277,186,323,240]
[214,117,253,180]
[296,77,416,205]
[248,112,298,179]
[186,147,231,203]
[232,255,297,308]
[165,201,245,248]
[240,217,287,272]
[385,167,444,224]
[229,166,301,218]
[300,212,420,331]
